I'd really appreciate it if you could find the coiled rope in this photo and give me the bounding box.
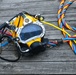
[58,0,76,53]
[41,0,76,54]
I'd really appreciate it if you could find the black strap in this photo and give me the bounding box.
[0,35,21,62]
[0,51,21,62]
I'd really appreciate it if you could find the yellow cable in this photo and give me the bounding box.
[41,21,70,36]
[41,21,76,43]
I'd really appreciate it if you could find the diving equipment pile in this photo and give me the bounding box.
[0,0,75,62]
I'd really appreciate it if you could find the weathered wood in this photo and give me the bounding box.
[1,46,76,62]
[0,0,76,74]
[0,62,76,74]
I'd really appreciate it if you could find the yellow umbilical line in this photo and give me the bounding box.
[41,21,70,36]
[57,0,76,53]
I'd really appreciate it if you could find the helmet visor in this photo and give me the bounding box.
[20,23,43,41]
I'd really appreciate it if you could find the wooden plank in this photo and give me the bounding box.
[1,49,76,62]
[0,13,76,24]
[0,0,75,8]
[0,62,76,74]
[0,7,75,16]
[0,2,73,8]
[0,11,76,17]
[0,0,56,3]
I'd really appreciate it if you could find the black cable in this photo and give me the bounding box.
[0,35,21,62]
[0,52,21,62]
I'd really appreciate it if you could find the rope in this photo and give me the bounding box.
[58,0,76,54]
[40,0,76,54]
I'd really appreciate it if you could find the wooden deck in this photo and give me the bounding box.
[0,0,76,74]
